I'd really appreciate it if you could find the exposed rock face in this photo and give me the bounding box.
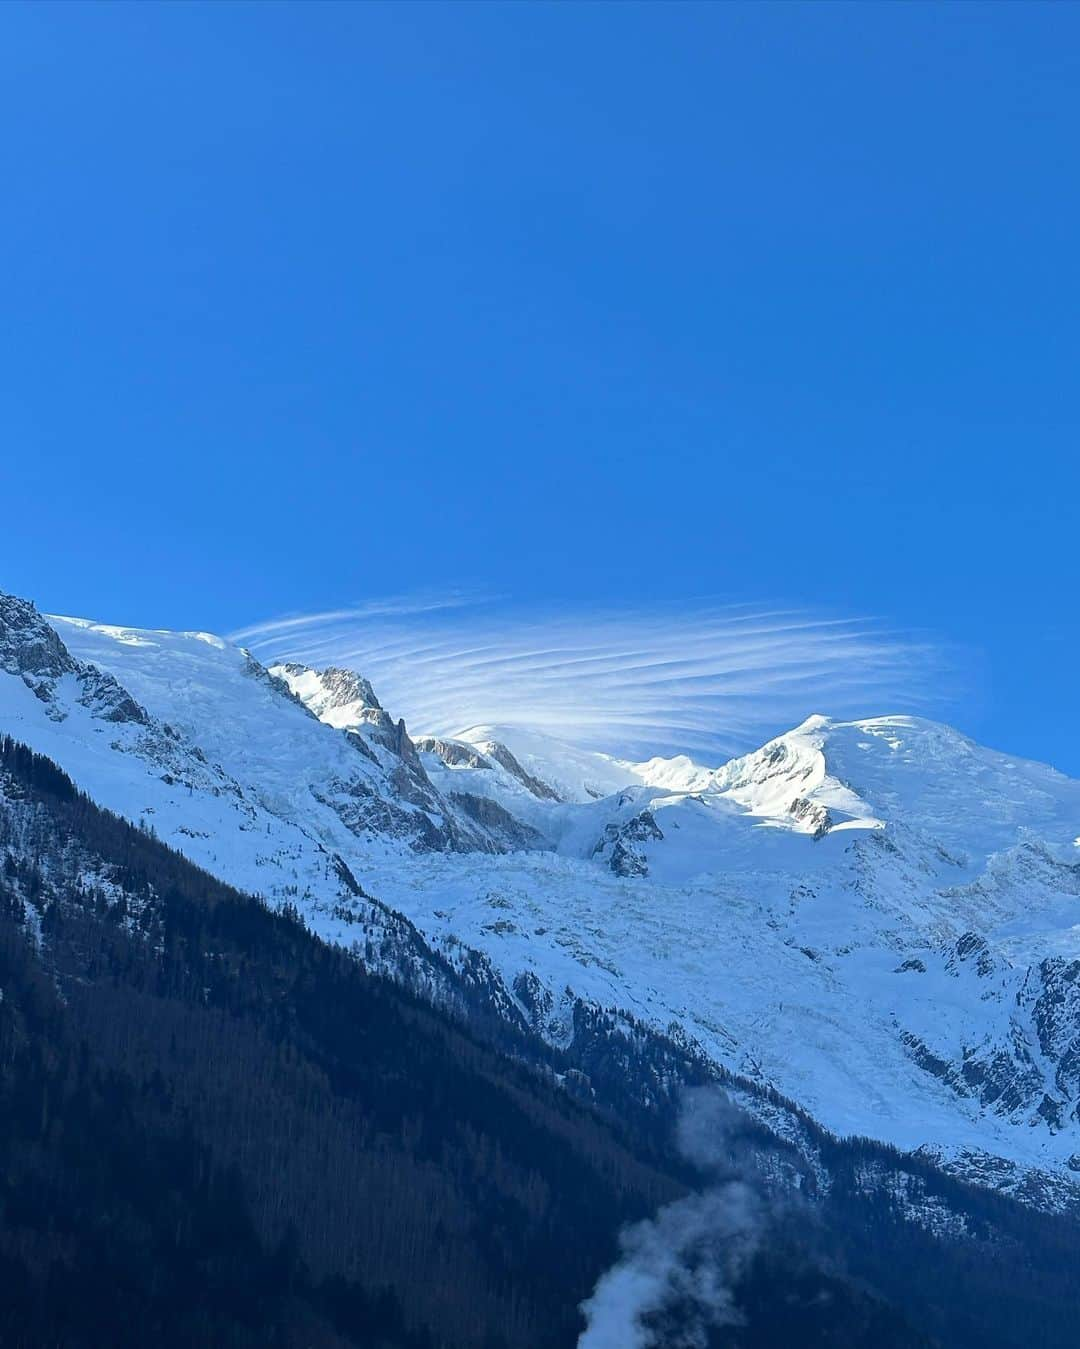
[946,931,1001,980]
[0,593,148,726]
[349,705,401,750]
[0,601,535,860]
[392,716,420,765]
[592,808,664,877]
[415,736,490,771]
[449,791,550,852]
[245,656,320,718]
[268,662,380,718]
[264,659,548,856]
[512,970,555,1031]
[1030,959,1080,1118]
[317,779,477,854]
[10,593,1080,1214]
[0,593,75,679]
[892,929,1080,1138]
[76,666,149,725]
[344,727,381,764]
[317,665,381,711]
[789,794,832,838]
[482,740,562,801]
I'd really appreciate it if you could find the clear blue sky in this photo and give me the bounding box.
[2,2,1078,771]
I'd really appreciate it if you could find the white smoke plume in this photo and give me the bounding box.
[578,1090,769,1349]
[577,1183,762,1348]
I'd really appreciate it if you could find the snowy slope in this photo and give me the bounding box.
[3,589,1080,1209]
[0,594,540,1022]
[396,714,1080,1190]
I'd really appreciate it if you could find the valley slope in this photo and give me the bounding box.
[3,590,1080,1211]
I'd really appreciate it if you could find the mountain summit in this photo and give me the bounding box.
[2,590,1080,1215]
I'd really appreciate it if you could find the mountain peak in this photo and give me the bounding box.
[0,591,76,680]
[8,588,1080,1211]
[269,662,382,724]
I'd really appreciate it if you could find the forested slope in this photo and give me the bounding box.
[0,735,1073,1348]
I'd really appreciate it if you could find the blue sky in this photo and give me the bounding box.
[2,3,1078,769]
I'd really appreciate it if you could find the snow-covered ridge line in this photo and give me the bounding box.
[3,588,1080,1209]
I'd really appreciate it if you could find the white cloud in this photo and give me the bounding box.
[232,597,951,761]
[228,590,483,643]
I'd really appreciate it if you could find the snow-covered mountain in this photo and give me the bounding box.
[3,588,1080,1211]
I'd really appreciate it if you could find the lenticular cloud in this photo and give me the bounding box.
[231,598,949,761]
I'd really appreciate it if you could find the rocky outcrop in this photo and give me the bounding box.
[897,935,1080,1134]
[270,661,546,857]
[449,791,549,852]
[75,666,149,725]
[946,931,1002,980]
[0,593,147,726]
[269,661,381,717]
[483,740,562,801]
[0,593,76,679]
[592,808,664,877]
[789,794,832,838]
[315,779,476,854]
[1030,959,1080,1118]
[415,736,490,771]
[317,665,381,711]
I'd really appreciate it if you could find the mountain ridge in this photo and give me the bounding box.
[2,589,1080,1215]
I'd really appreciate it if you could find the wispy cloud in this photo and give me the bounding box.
[229,590,484,644]
[231,596,953,761]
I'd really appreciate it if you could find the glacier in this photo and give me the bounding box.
[3,589,1080,1208]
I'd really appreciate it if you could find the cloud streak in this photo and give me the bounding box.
[232,597,952,761]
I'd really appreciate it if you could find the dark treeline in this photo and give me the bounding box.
[0,735,679,1347]
[1,734,1079,1347]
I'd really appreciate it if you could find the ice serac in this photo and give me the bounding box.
[4,588,1080,1213]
